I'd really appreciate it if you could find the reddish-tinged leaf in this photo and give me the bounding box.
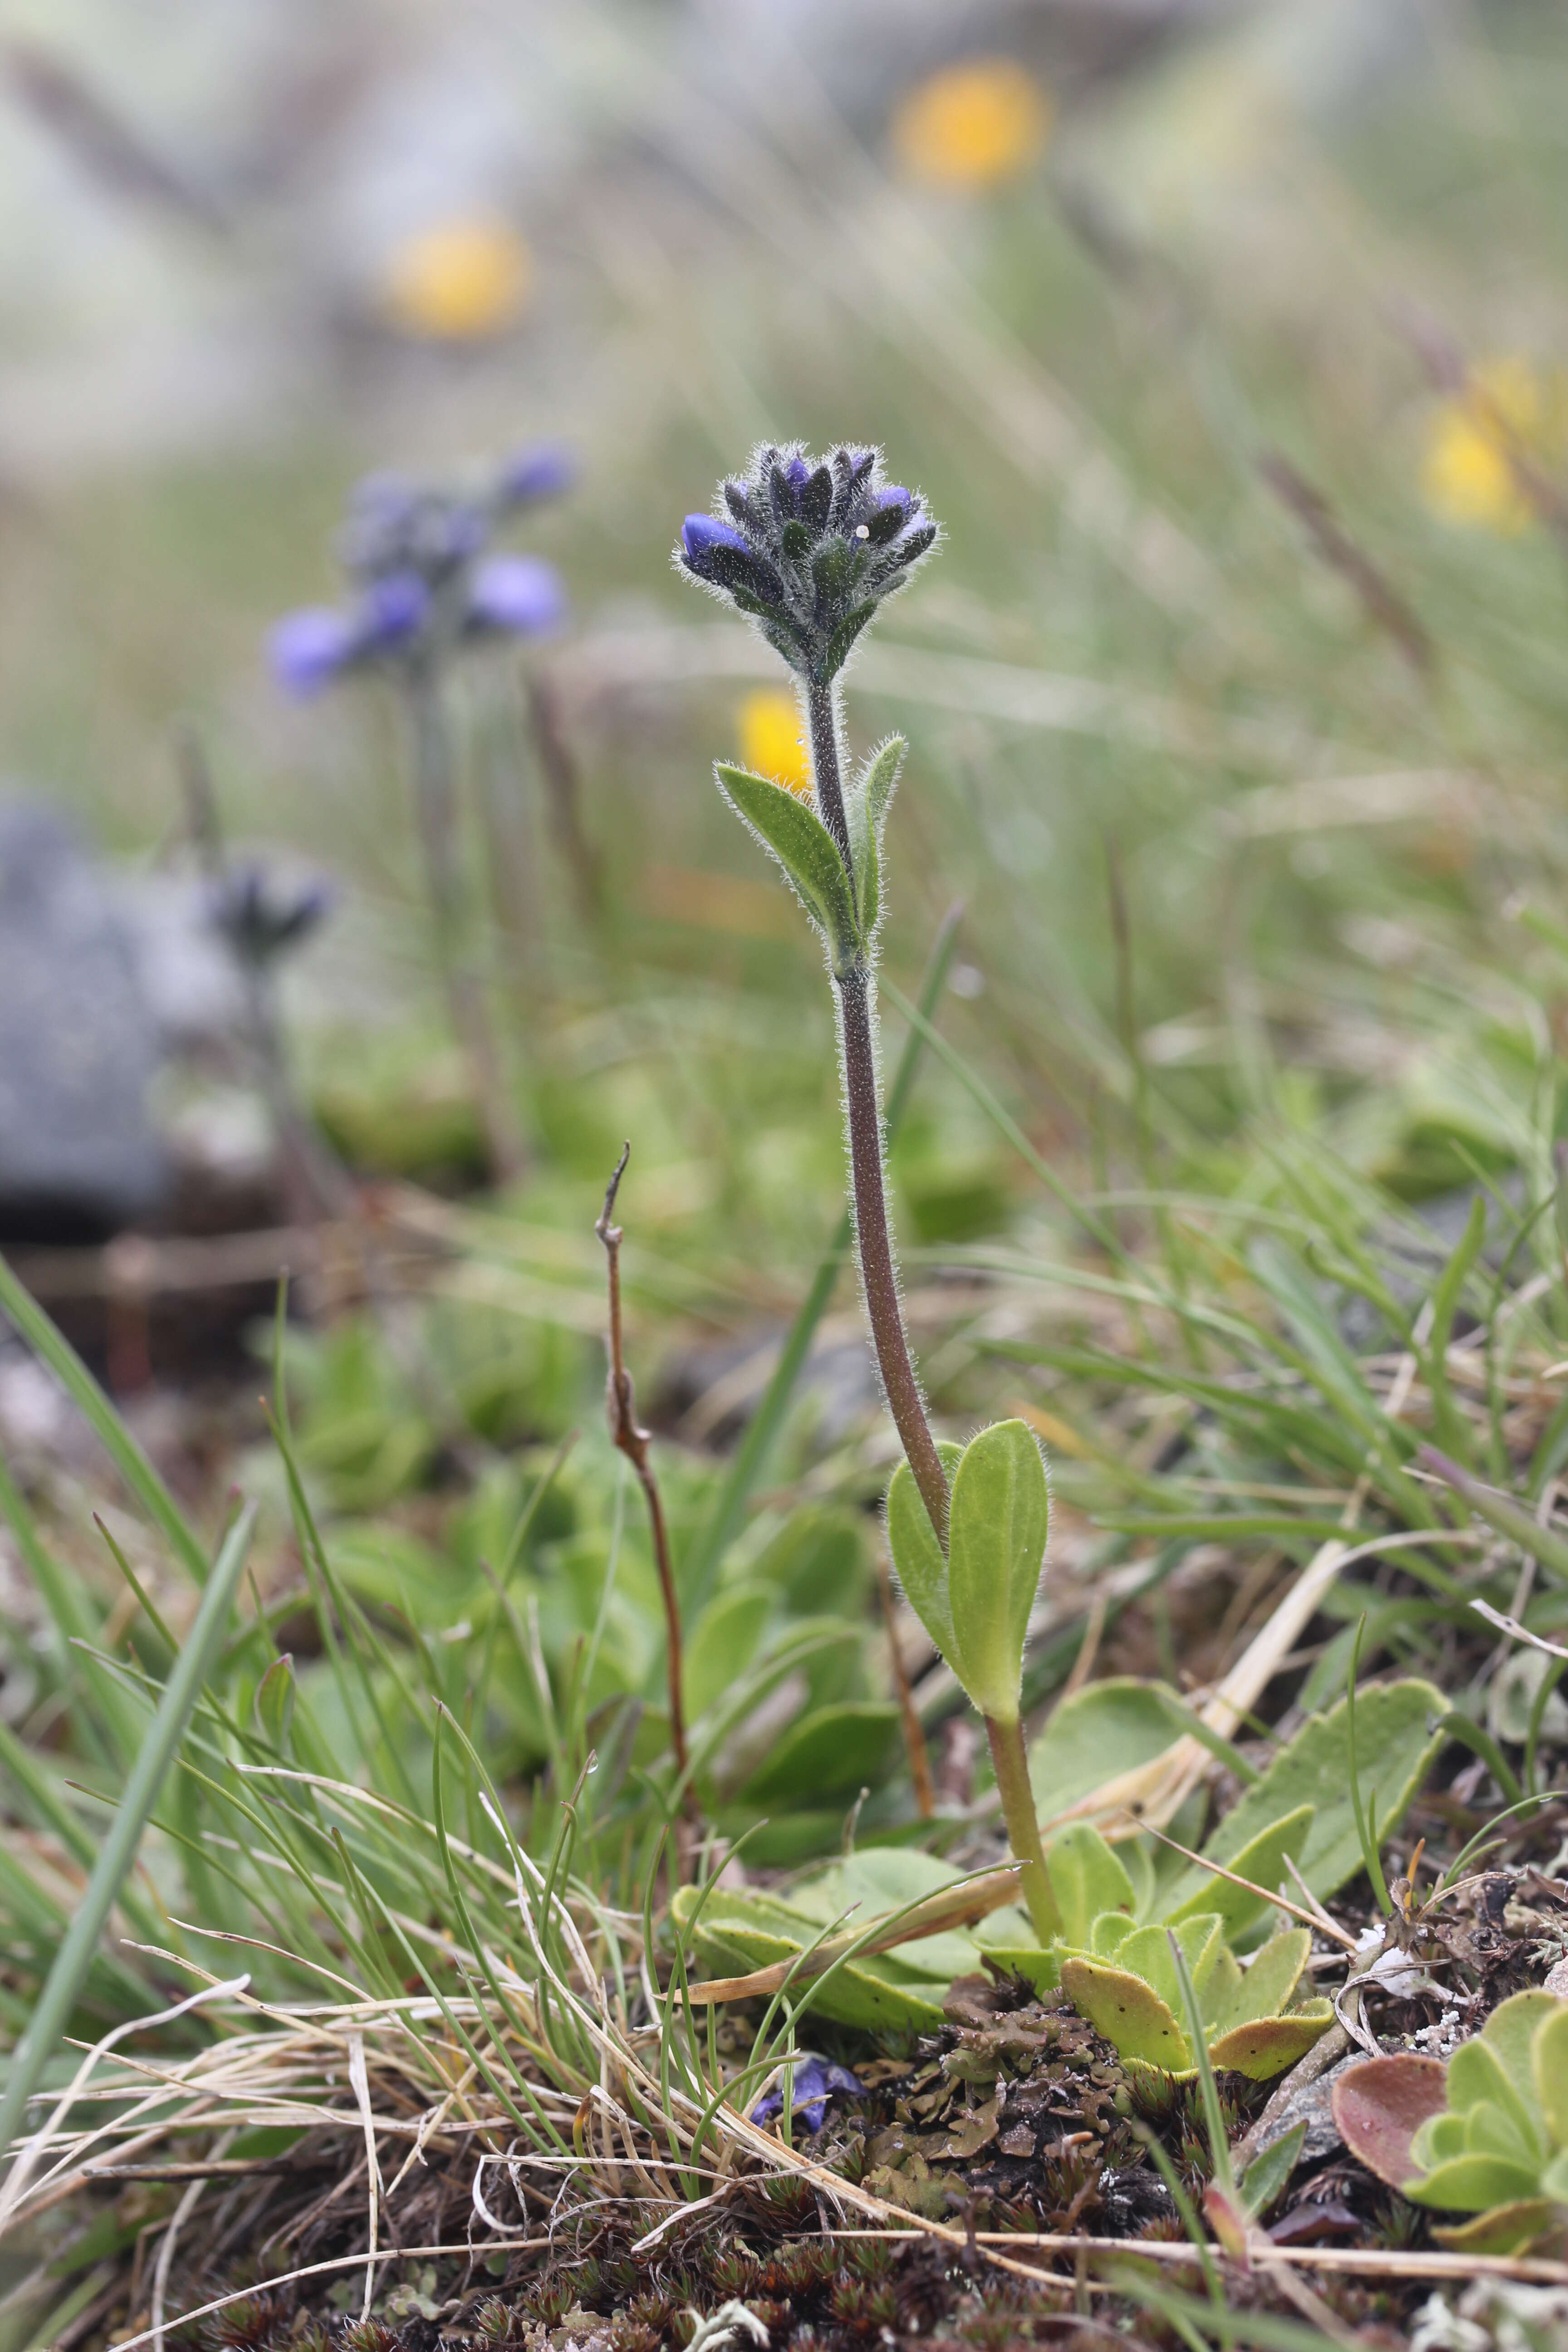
[1332,2053,1449,2190]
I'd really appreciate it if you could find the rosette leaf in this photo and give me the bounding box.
[1334,1992,1568,2254]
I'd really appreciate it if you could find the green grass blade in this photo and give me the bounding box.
[1423,1446,1568,1586]
[0,1454,137,1766]
[0,1500,256,2166]
[0,1254,210,1586]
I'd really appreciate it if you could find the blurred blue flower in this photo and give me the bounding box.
[750,2054,865,2134]
[495,444,575,507]
[466,554,566,638]
[357,571,431,647]
[271,449,573,696]
[269,607,359,697]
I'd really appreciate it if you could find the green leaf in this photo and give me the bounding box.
[844,736,906,938]
[1164,1805,1315,1940]
[792,1849,976,1984]
[253,1653,296,1752]
[1534,2001,1568,2147]
[735,1700,901,1804]
[1213,1930,1311,2032]
[1241,2121,1308,2220]
[1207,2007,1333,2082]
[1027,1678,1186,1818]
[946,1419,1049,1723]
[1448,2031,1543,2155]
[885,1438,964,1665]
[1407,2154,1544,2213]
[1059,1955,1192,2073]
[1201,1680,1446,1899]
[1090,1912,1137,1955]
[1433,2200,1563,2255]
[670,1884,948,2034]
[1465,2100,1539,2166]
[1045,1823,1137,1947]
[684,1584,773,1722]
[0,1501,257,2161]
[1479,1990,1561,2106]
[715,762,860,970]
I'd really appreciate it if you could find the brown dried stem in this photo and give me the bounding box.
[595,1144,691,1807]
[877,1548,936,1819]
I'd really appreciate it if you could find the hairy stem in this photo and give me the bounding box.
[405,665,526,1186]
[985,1713,1061,1944]
[806,677,951,1546]
[836,972,951,1544]
[805,674,853,871]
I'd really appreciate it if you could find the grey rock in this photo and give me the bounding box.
[115,872,250,1049]
[0,804,167,1235]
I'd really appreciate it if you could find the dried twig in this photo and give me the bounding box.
[525,668,603,920]
[1259,451,1436,680]
[596,1146,690,1804]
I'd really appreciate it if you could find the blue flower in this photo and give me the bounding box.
[681,514,752,563]
[495,444,574,507]
[355,570,431,649]
[269,572,430,696]
[676,446,938,681]
[269,606,359,697]
[466,554,566,638]
[273,453,573,695]
[750,2054,866,2135]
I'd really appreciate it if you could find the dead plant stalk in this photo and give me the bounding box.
[596,1144,691,1814]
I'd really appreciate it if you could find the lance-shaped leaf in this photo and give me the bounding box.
[844,735,906,940]
[946,1418,1049,1725]
[715,761,860,972]
[886,1436,964,1666]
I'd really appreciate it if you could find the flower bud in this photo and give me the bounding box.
[676,445,938,681]
[681,514,752,563]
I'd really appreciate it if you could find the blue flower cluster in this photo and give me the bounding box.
[678,445,936,684]
[271,446,572,697]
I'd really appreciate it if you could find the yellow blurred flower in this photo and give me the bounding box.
[1422,358,1568,534]
[379,217,532,343]
[738,689,811,796]
[892,57,1051,190]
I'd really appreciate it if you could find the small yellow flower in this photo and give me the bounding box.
[1422,358,1568,534]
[379,217,532,343]
[892,57,1051,190]
[738,689,811,796]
